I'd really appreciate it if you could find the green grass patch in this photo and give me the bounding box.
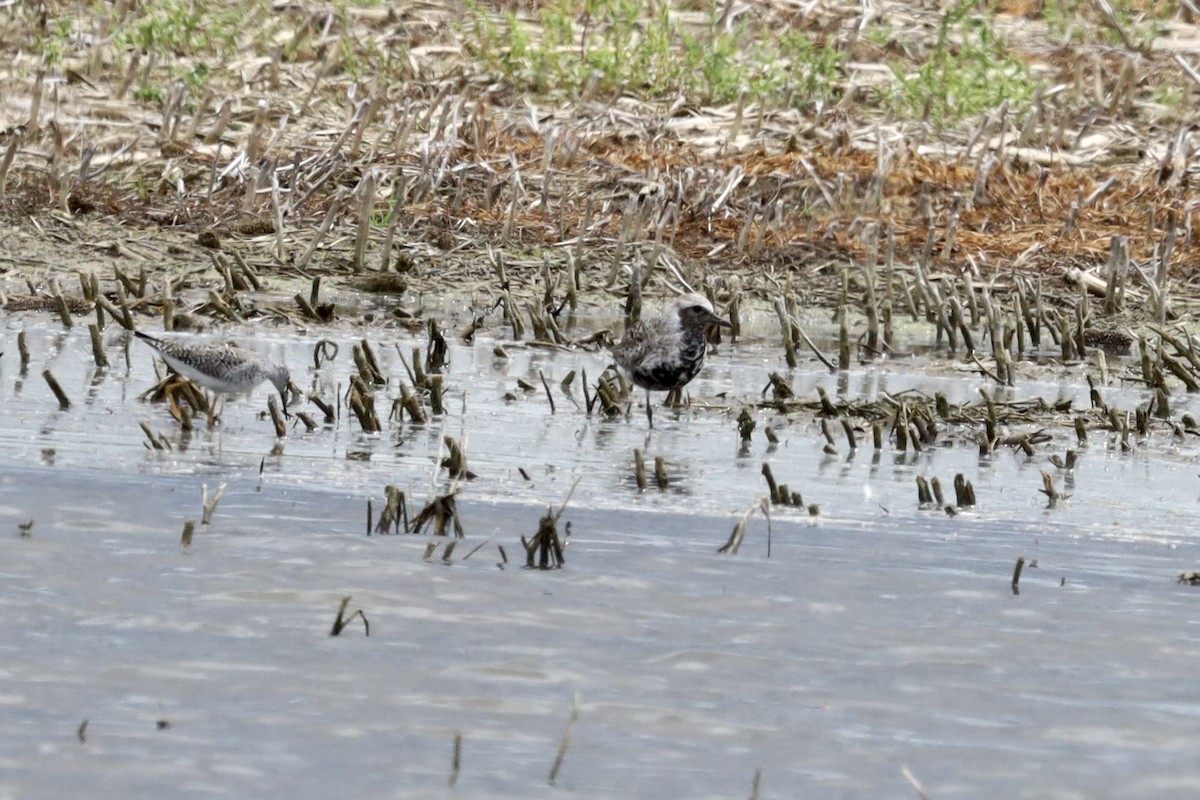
[887,4,1041,122]
[1042,0,1169,48]
[19,0,281,102]
[464,0,845,110]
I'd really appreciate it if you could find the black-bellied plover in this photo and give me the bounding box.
[612,293,731,428]
[134,331,290,414]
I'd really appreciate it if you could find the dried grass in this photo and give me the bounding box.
[0,0,1198,312]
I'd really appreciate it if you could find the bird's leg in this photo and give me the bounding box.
[206,391,222,430]
[645,388,654,429]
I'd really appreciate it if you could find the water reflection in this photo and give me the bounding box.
[0,322,1189,531]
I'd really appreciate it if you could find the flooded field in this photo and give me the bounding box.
[3,315,1200,799]
[5,0,1200,793]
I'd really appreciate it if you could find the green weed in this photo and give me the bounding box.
[109,0,279,97]
[889,4,1041,122]
[1042,0,1168,48]
[465,0,844,110]
[31,18,73,67]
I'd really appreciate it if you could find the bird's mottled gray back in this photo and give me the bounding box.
[613,312,671,372]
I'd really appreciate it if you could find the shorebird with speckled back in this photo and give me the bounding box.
[612,293,731,428]
[135,331,291,415]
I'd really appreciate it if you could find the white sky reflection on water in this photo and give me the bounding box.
[2,324,1200,798]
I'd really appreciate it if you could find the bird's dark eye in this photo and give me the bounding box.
[690,305,705,313]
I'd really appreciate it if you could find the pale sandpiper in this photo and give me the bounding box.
[134,331,290,414]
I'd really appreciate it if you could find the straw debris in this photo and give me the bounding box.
[329,596,370,637]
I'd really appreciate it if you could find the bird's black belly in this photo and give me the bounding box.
[630,358,703,391]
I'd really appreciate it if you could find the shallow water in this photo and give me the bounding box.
[3,320,1200,798]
